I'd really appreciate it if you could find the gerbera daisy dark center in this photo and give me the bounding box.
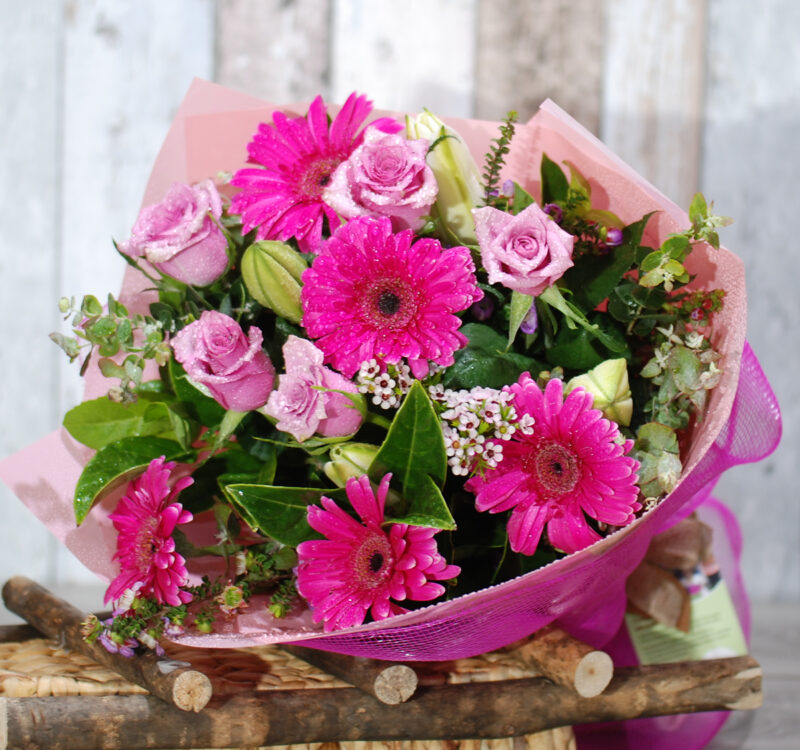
[369,551,385,572]
[352,530,394,590]
[297,157,342,200]
[378,291,402,316]
[361,278,419,329]
[524,441,581,496]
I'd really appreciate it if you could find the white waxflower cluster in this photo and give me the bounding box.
[430,385,535,476]
[356,359,415,409]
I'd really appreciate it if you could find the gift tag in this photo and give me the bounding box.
[625,564,748,665]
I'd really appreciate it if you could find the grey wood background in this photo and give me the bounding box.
[1,0,797,607]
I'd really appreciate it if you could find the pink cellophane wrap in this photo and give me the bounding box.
[0,82,781,671]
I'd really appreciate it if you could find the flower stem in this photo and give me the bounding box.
[365,412,392,430]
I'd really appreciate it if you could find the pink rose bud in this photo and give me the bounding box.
[120,180,229,287]
[323,127,438,232]
[171,311,275,412]
[263,336,363,442]
[472,203,575,296]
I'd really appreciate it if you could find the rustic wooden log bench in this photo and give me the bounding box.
[0,577,762,750]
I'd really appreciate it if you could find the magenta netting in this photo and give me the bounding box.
[285,342,781,660]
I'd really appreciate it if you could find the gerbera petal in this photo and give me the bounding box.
[546,510,602,554]
[296,473,456,632]
[104,458,193,607]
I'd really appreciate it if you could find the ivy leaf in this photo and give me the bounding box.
[224,484,344,546]
[74,437,187,525]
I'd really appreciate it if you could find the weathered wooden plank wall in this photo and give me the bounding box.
[0,0,796,606]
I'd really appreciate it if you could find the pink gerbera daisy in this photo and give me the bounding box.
[230,93,402,253]
[296,474,460,632]
[466,376,641,555]
[105,457,194,607]
[301,216,483,378]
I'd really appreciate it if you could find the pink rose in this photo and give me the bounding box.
[264,336,363,442]
[472,203,575,296]
[120,180,229,286]
[171,311,275,412]
[323,127,438,232]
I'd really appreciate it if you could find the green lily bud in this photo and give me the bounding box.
[241,240,307,324]
[566,358,633,426]
[406,110,483,244]
[323,442,379,488]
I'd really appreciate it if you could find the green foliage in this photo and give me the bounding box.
[369,382,455,530]
[74,437,189,525]
[540,153,569,205]
[223,484,338,546]
[444,323,540,390]
[634,422,682,498]
[482,110,518,204]
[63,392,196,451]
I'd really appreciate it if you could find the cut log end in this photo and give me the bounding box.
[373,664,419,705]
[574,651,614,698]
[172,670,213,713]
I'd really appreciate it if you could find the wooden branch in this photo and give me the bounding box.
[0,655,762,749]
[1,576,212,713]
[281,643,418,704]
[0,622,40,644]
[513,624,614,697]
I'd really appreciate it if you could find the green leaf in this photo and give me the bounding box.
[74,437,186,524]
[689,192,708,226]
[564,160,592,199]
[224,484,343,546]
[540,153,569,204]
[565,214,651,310]
[443,323,540,390]
[63,394,190,450]
[583,208,625,229]
[367,381,456,530]
[508,291,534,347]
[512,182,535,215]
[383,473,455,530]
[370,381,447,490]
[662,234,690,260]
[168,357,226,427]
[640,250,664,273]
[545,327,605,370]
[538,286,626,353]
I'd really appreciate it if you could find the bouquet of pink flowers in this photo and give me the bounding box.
[0,81,780,667]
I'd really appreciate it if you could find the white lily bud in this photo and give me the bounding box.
[406,110,483,244]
